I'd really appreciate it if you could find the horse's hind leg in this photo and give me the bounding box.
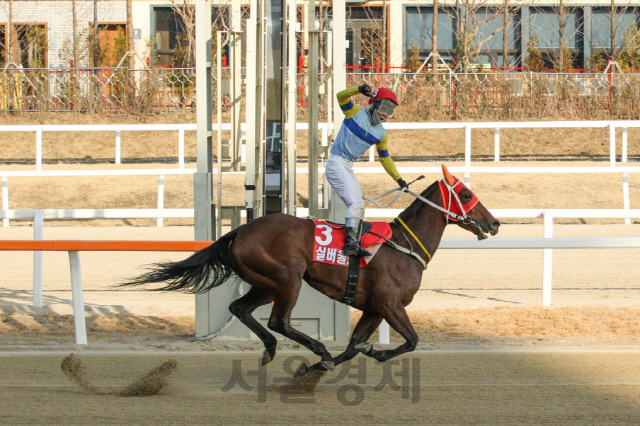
[228,287,277,365]
[359,304,419,363]
[267,288,333,366]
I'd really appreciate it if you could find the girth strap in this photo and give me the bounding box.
[342,255,360,305]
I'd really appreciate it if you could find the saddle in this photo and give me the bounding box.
[310,219,390,305]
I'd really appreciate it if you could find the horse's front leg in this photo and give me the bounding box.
[300,311,382,376]
[357,304,419,363]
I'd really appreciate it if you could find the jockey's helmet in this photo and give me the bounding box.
[369,87,399,105]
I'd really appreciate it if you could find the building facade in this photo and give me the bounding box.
[0,0,638,71]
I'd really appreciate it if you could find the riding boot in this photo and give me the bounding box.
[344,218,372,257]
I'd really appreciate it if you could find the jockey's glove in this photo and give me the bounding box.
[397,178,409,189]
[358,84,373,97]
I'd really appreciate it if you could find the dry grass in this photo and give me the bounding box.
[1,161,637,227]
[358,307,640,341]
[1,112,638,161]
[2,307,640,342]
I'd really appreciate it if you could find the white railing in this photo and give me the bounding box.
[374,120,639,166]
[5,207,640,308]
[4,208,639,345]
[0,120,634,170]
[0,123,330,170]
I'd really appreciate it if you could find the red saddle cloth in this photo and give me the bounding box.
[311,220,392,267]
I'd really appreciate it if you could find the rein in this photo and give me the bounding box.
[362,177,482,268]
[362,178,475,225]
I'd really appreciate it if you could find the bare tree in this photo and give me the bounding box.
[590,1,636,67]
[167,0,230,67]
[531,0,583,71]
[450,0,509,72]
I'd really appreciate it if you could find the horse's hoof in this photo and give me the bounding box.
[261,350,273,366]
[320,360,335,372]
[294,362,308,378]
[355,342,373,354]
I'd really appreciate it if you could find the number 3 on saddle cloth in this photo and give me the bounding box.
[311,220,392,267]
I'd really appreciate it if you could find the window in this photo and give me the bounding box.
[153,6,230,67]
[13,24,47,68]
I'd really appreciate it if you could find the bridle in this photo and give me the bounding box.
[363,175,478,226]
[363,176,487,267]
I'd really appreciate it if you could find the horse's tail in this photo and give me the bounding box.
[120,230,238,294]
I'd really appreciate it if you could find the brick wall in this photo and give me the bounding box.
[0,0,126,67]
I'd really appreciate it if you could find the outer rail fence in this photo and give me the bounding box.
[2,232,640,345]
[0,123,329,171]
[0,120,635,170]
[0,240,212,345]
[3,165,640,226]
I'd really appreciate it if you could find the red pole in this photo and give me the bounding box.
[298,55,303,73]
[222,55,228,67]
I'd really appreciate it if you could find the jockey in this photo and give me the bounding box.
[326,84,407,257]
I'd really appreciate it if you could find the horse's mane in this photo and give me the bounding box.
[400,180,440,218]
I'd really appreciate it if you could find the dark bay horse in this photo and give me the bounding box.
[121,165,500,373]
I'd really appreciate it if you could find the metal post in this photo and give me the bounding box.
[308,0,319,217]
[194,0,214,338]
[216,31,223,238]
[465,125,471,167]
[332,0,351,345]
[264,0,285,215]
[69,251,88,345]
[286,0,297,216]
[623,173,631,225]
[36,129,42,171]
[2,177,8,227]
[609,124,616,167]
[178,127,185,169]
[157,175,165,227]
[33,211,44,307]
[245,0,263,221]
[378,320,390,344]
[622,127,628,163]
[494,128,500,162]
[231,2,243,172]
[115,130,121,164]
[542,212,553,306]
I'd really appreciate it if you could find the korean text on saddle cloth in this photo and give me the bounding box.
[311,220,392,267]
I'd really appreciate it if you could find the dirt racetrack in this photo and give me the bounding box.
[3,144,640,423]
[2,224,640,424]
[3,350,640,425]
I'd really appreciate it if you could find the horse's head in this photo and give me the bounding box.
[439,165,500,240]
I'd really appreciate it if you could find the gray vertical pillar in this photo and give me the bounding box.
[330,0,351,345]
[308,0,320,217]
[194,0,214,337]
[245,0,263,221]
[521,6,530,64]
[264,0,285,214]
[231,2,243,172]
[583,6,592,69]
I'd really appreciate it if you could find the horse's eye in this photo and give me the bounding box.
[462,191,473,203]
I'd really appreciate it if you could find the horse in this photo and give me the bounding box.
[120,165,500,374]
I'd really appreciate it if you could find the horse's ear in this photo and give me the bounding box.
[442,164,456,186]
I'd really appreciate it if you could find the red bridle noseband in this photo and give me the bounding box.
[438,177,479,223]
